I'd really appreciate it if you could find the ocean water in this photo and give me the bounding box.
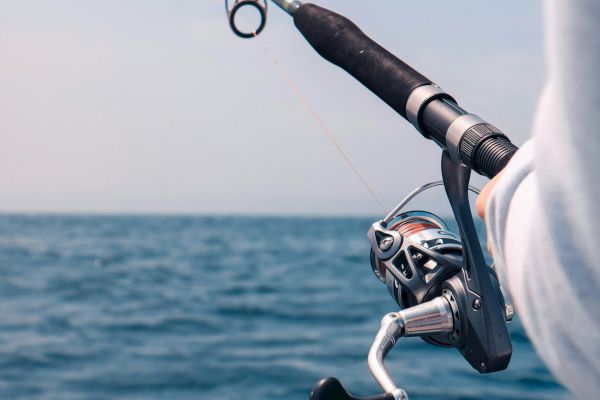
[0,215,568,400]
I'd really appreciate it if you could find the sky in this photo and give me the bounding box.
[0,1,545,216]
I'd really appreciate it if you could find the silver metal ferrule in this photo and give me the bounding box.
[368,297,454,399]
[405,85,448,134]
[445,114,485,162]
[271,0,302,15]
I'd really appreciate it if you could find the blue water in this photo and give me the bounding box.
[0,215,568,399]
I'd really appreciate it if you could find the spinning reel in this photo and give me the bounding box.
[311,152,513,400]
[311,155,514,400]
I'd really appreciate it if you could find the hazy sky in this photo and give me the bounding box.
[0,1,544,215]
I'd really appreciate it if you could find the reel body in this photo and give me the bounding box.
[311,155,514,400]
[369,210,463,347]
[370,210,463,310]
[368,154,512,377]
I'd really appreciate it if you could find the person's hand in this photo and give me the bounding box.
[476,171,504,220]
[476,171,504,255]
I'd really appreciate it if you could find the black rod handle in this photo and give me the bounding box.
[294,4,431,119]
[293,3,519,179]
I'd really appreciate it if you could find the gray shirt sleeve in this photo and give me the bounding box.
[485,1,600,398]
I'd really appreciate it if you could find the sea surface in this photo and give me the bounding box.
[0,215,568,399]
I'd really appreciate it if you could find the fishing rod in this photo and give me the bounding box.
[225,1,518,399]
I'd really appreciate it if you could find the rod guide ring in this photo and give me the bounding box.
[226,0,267,38]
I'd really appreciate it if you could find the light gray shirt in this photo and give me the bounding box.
[485,1,600,398]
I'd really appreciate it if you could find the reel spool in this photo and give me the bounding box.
[370,210,463,307]
[225,0,267,38]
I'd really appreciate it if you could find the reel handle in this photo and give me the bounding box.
[310,378,394,400]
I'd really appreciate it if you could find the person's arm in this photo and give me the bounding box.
[479,1,600,398]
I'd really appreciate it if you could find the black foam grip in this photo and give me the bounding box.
[294,4,432,118]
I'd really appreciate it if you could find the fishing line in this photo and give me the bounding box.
[221,0,386,212]
[254,34,387,214]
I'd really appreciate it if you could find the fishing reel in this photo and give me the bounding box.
[311,154,513,400]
